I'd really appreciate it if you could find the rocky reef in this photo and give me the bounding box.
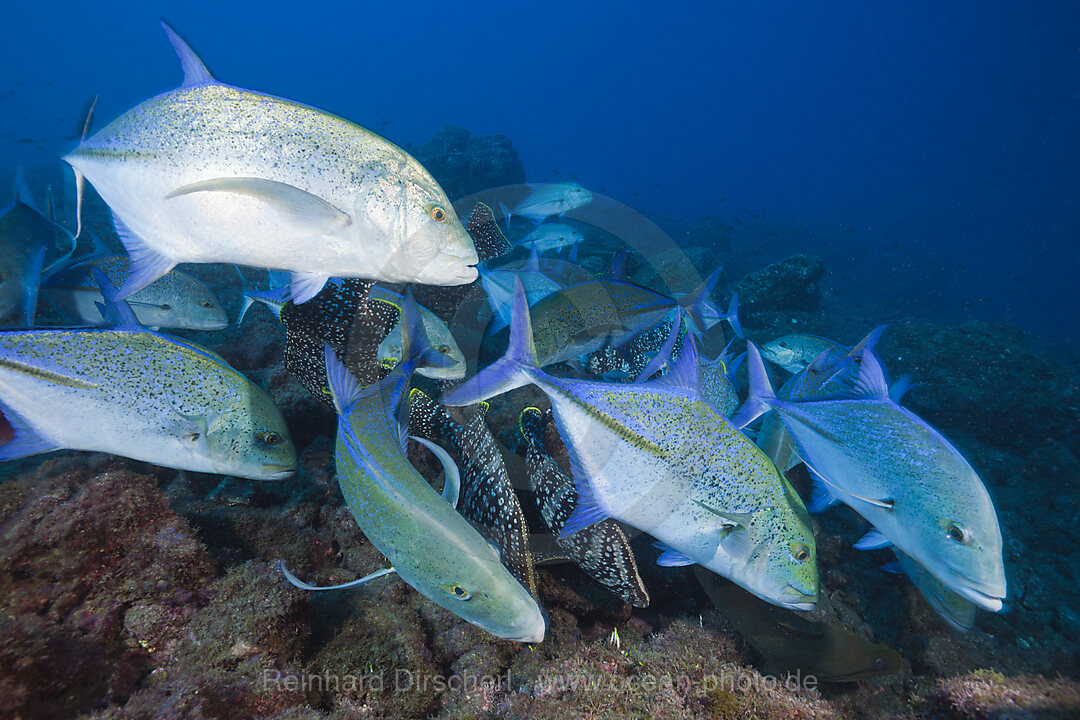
[406,125,526,202]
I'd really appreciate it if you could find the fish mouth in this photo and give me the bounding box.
[781,583,819,611]
[501,625,546,643]
[261,465,297,481]
[941,568,1006,612]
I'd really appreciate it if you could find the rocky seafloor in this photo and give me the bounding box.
[2,126,1079,720]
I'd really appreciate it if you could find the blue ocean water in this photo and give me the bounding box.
[2,1,1077,342]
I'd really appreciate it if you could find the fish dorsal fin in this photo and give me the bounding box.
[850,350,890,399]
[526,243,541,270]
[652,327,701,394]
[851,325,886,356]
[160,21,216,88]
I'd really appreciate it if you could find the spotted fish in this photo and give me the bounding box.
[519,406,649,607]
[408,389,536,596]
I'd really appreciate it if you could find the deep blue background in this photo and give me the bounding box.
[3,1,1077,343]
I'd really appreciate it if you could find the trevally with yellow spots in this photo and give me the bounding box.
[63,22,478,305]
[736,342,1006,614]
[444,280,818,611]
[289,296,544,642]
[0,296,295,479]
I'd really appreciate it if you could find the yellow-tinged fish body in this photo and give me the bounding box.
[0,328,295,479]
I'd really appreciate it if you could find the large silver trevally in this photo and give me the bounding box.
[0,277,295,479]
[735,343,1006,613]
[501,182,593,225]
[45,255,228,331]
[64,23,479,305]
[444,280,818,610]
[284,296,544,642]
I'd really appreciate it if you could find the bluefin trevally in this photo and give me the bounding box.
[64,22,479,305]
[45,255,227,331]
[0,273,294,479]
[760,333,846,374]
[736,342,1007,613]
[444,280,818,610]
[514,222,585,255]
[479,244,594,333]
[501,182,593,226]
[284,295,544,642]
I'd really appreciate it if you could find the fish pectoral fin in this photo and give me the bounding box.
[410,435,461,508]
[279,561,396,591]
[854,529,893,550]
[110,211,175,300]
[694,500,754,528]
[165,177,352,233]
[290,272,331,305]
[815,471,894,510]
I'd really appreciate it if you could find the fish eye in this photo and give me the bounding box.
[779,341,789,348]
[258,431,284,447]
[429,205,447,222]
[199,300,214,308]
[790,542,811,563]
[161,303,172,310]
[874,657,885,668]
[437,344,451,354]
[946,522,968,543]
[446,584,472,600]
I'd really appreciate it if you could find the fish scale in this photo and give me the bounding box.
[0,328,294,478]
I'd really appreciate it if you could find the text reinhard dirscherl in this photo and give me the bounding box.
[261,668,818,694]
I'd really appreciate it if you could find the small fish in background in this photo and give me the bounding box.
[514,222,585,255]
[0,271,295,479]
[64,22,479,306]
[519,406,650,607]
[693,566,904,682]
[761,333,847,374]
[479,246,594,333]
[736,343,1007,616]
[44,255,228,331]
[369,286,466,380]
[0,171,77,325]
[500,182,594,226]
[445,281,818,611]
[283,298,545,643]
[408,389,535,596]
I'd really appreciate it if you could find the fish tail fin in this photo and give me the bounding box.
[323,343,363,415]
[731,342,776,429]
[682,265,724,338]
[443,278,536,406]
[724,292,744,339]
[89,267,141,328]
[498,200,513,233]
[20,245,46,327]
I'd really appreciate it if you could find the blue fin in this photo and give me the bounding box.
[526,243,540,270]
[21,245,46,327]
[653,542,696,567]
[634,312,682,383]
[730,343,776,429]
[727,351,746,384]
[604,249,629,281]
[400,289,455,371]
[443,278,537,406]
[851,325,886,356]
[850,350,890,399]
[89,267,141,329]
[411,436,460,508]
[279,561,396,591]
[323,344,363,414]
[567,241,579,264]
[651,325,700,393]
[879,561,904,575]
[683,266,724,337]
[807,471,841,513]
[160,21,216,88]
[558,475,607,538]
[724,293,744,339]
[498,200,512,232]
[111,211,175,300]
[854,528,892,550]
[0,401,57,460]
[889,375,914,404]
[290,271,330,305]
[13,167,37,212]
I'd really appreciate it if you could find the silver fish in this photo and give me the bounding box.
[64,23,478,305]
